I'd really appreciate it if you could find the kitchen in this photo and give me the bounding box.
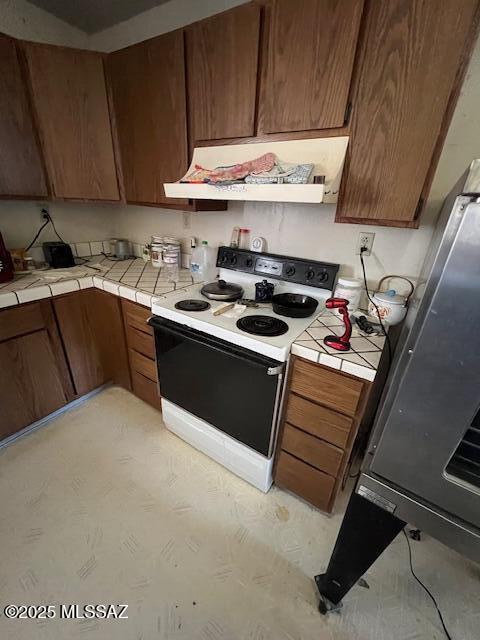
[1,0,480,638]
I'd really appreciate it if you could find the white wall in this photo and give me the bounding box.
[0,0,479,292]
[0,201,115,248]
[0,0,89,47]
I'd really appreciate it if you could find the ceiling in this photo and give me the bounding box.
[28,0,171,34]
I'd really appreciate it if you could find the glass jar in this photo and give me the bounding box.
[333,277,363,313]
[150,235,164,268]
[162,239,181,282]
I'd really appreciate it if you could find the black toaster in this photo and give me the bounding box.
[43,242,75,268]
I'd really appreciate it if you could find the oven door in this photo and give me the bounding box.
[148,317,284,457]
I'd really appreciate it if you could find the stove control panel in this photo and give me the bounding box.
[216,246,339,290]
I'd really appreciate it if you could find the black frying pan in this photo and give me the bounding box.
[271,293,318,318]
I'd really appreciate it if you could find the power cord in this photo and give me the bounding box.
[359,247,392,365]
[402,529,453,640]
[26,208,66,251]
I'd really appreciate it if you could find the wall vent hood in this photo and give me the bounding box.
[163,137,349,204]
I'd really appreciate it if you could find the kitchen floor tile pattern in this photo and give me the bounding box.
[0,387,478,640]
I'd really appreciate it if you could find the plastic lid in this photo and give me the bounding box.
[374,290,405,305]
[337,277,362,287]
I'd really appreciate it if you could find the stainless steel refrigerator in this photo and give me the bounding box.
[316,160,480,612]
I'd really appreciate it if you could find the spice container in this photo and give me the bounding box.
[333,277,362,313]
[238,228,250,250]
[150,235,164,268]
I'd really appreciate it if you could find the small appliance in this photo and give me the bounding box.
[110,238,133,260]
[0,232,14,283]
[367,275,414,326]
[42,242,75,268]
[323,298,351,351]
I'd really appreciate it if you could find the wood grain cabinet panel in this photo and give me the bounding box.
[336,0,480,224]
[285,393,352,449]
[106,30,189,206]
[121,299,153,336]
[87,289,131,391]
[262,0,364,133]
[23,42,120,201]
[129,349,157,383]
[0,35,47,198]
[131,370,161,411]
[282,424,343,477]
[186,2,261,141]
[275,451,336,512]
[0,300,73,441]
[53,292,106,396]
[0,330,68,440]
[290,358,363,417]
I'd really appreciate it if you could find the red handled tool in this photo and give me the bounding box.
[323,298,352,351]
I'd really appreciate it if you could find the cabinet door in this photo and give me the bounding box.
[262,0,364,133]
[23,43,120,201]
[186,3,261,141]
[88,289,131,391]
[107,31,188,206]
[53,291,107,396]
[0,330,68,440]
[336,0,479,225]
[0,35,47,198]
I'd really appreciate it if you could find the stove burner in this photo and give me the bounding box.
[175,299,211,312]
[236,315,289,337]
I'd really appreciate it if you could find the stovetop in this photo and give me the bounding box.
[151,271,334,362]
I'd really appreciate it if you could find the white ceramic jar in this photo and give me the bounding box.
[333,277,363,313]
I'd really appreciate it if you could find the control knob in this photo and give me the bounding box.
[306,268,315,281]
[318,271,328,283]
[285,264,296,277]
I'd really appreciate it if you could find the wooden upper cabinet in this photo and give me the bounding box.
[0,35,47,198]
[186,3,261,141]
[23,43,120,201]
[106,30,188,206]
[336,0,480,225]
[261,0,364,134]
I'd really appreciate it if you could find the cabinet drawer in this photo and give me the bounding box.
[129,349,157,382]
[0,302,46,341]
[275,451,335,512]
[131,370,161,410]
[291,358,363,417]
[127,326,155,359]
[122,299,153,335]
[282,424,343,477]
[286,393,352,449]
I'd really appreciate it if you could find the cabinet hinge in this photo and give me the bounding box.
[414,197,424,219]
[344,101,352,125]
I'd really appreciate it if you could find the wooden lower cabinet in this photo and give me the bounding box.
[0,300,73,440]
[121,299,161,410]
[53,289,131,396]
[274,356,370,513]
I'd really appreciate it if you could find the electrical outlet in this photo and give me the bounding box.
[356,231,375,256]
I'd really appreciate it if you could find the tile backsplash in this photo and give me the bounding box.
[27,239,145,262]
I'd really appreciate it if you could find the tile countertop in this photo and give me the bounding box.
[292,309,386,382]
[0,256,194,309]
[0,259,387,383]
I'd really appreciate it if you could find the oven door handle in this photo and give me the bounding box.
[149,317,284,374]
